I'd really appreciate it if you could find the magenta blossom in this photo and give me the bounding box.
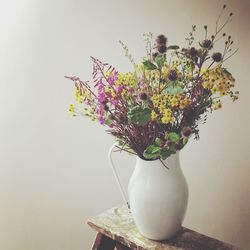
[98,116,105,125]
[98,93,107,103]
[115,85,124,94]
[111,99,119,107]
[107,71,119,85]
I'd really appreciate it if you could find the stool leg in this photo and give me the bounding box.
[115,242,131,250]
[92,233,116,250]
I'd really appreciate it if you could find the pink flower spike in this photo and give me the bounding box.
[111,99,119,107]
[98,93,107,103]
[107,71,119,85]
[115,85,124,94]
[107,76,115,85]
[114,70,119,80]
[98,116,105,125]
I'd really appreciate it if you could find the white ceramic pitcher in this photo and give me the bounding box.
[109,144,188,240]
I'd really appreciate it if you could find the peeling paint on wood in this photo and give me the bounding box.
[87,205,241,250]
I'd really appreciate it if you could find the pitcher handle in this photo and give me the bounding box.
[108,143,130,209]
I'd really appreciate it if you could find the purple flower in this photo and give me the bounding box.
[97,80,104,90]
[98,93,107,103]
[111,99,119,107]
[98,116,105,125]
[107,71,119,85]
[113,70,119,81]
[107,76,115,85]
[115,85,124,94]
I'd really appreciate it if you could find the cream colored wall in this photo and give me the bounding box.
[0,0,249,249]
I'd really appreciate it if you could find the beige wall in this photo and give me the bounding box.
[0,0,249,249]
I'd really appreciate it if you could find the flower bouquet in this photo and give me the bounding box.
[66,6,238,165]
[66,5,239,240]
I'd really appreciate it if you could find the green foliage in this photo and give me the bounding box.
[168,132,180,142]
[143,60,157,70]
[160,147,175,160]
[143,145,161,159]
[128,106,151,125]
[119,40,136,66]
[167,45,180,50]
[155,55,165,69]
[182,137,188,145]
[104,117,113,126]
[164,85,184,94]
[155,137,162,146]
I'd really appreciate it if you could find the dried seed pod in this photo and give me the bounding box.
[201,39,213,49]
[157,44,167,54]
[139,92,148,100]
[181,127,192,137]
[212,52,223,62]
[167,70,178,81]
[156,34,167,45]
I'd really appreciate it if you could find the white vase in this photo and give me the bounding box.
[108,145,188,241]
[128,153,188,240]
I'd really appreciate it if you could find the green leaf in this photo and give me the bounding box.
[167,45,180,50]
[143,145,161,160]
[117,140,125,146]
[143,60,157,70]
[168,132,180,142]
[104,118,113,126]
[155,137,162,146]
[164,85,184,94]
[160,147,175,160]
[183,137,188,145]
[128,106,151,125]
[155,55,165,69]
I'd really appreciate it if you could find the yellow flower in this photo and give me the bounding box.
[75,88,82,103]
[161,108,174,124]
[111,90,116,98]
[179,100,187,109]
[211,85,218,94]
[218,83,228,95]
[201,68,209,75]
[151,111,158,121]
[161,116,169,124]
[213,100,222,110]
[185,98,192,105]
[159,104,166,113]
[202,81,213,90]
[151,94,161,107]
[117,72,137,87]
[170,97,179,107]
[69,104,75,114]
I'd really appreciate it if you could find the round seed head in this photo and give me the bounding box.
[156,34,167,45]
[201,39,213,49]
[139,92,148,100]
[167,70,178,81]
[181,127,192,137]
[157,44,167,54]
[212,52,223,62]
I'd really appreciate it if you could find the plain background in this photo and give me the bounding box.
[0,0,250,249]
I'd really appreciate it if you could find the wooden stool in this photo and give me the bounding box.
[87,205,240,250]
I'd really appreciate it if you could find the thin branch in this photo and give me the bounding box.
[222,48,239,63]
[159,159,170,170]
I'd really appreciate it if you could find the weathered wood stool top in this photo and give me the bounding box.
[87,205,240,250]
